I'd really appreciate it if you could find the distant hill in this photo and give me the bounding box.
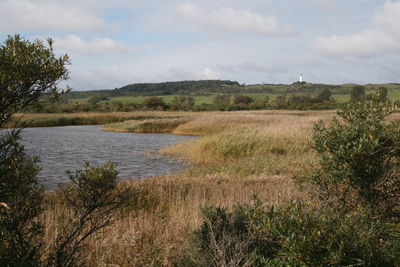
[64,80,400,100]
[66,80,242,99]
[112,80,241,96]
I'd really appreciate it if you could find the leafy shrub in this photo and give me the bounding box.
[47,162,135,267]
[193,199,397,266]
[304,93,400,218]
[232,94,254,109]
[350,85,365,102]
[171,96,195,111]
[143,96,167,110]
[0,35,69,125]
[0,130,44,266]
[213,94,231,111]
[0,35,68,266]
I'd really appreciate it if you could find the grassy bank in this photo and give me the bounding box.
[5,111,195,128]
[41,110,339,265]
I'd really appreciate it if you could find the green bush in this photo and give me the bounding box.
[0,34,68,266]
[193,199,397,266]
[350,85,365,102]
[305,93,400,218]
[143,96,167,110]
[47,162,135,267]
[0,131,44,266]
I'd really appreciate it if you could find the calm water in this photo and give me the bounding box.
[17,125,194,189]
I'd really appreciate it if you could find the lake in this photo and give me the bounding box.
[17,125,194,189]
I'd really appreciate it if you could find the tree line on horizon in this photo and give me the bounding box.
[26,85,390,113]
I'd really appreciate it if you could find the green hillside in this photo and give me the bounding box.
[66,80,243,100]
[26,80,400,113]
[66,80,400,102]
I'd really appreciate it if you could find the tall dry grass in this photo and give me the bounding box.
[172,110,328,136]
[41,110,335,266]
[6,111,198,128]
[103,117,191,133]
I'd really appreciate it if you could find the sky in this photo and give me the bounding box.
[1,0,400,91]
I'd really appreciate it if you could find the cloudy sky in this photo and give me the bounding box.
[1,0,399,90]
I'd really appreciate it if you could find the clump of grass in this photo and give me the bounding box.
[161,112,328,180]
[172,110,332,136]
[164,114,320,158]
[103,117,191,133]
[172,113,272,136]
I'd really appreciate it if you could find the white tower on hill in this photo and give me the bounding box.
[299,74,304,83]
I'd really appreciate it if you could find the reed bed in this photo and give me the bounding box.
[103,117,191,133]
[172,110,330,136]
[6,111,197,128]
[41,110,335,266]
[43,172,302,266]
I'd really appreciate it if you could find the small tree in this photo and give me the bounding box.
[233,94,254,109]
[213,94,231,110]
[143,96,166,110]
[171,96,195,111]
[270,95,287,109]
[317,89,332,102]
[350,85,365,102]
[0,130,44,266]
[0,35,69,265]
[0,35,69,125]
[48,162,135,267]
[306,93,400,218]
[378,86,388,101]
[110,100,123,112]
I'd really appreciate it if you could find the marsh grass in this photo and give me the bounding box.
[42,172,302,266]
[103,117,191,133]
[40,110,337,266]
[162,112,328,177]
[5,111,196,128]
[171,110,332,135]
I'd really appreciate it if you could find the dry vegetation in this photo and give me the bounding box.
[7,111,199,128]
[39,110,343,266]
[103,117,192,133]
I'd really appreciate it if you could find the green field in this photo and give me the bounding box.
[68,92,356,105]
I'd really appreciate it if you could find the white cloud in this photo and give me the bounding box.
[68,66,142,90]
[0,0,107,33]
[68,65,221,90]
[312,1,400,57]
[198,67,219,79]
[178,3,293,35]
[55,35,128,55]
[218,62,287,75]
